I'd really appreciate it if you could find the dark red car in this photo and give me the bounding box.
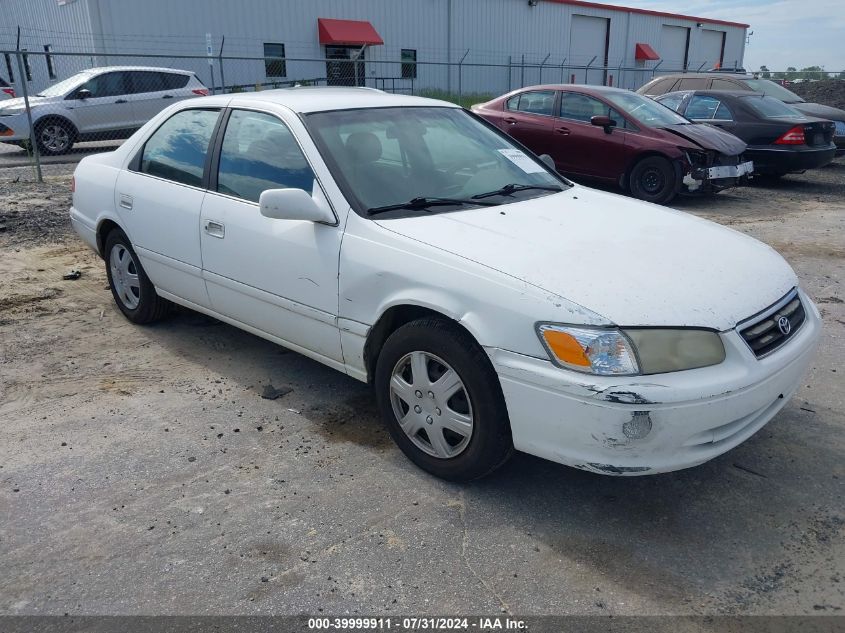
[472,85,750,204]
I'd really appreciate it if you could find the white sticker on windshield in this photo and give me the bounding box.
[497,149,546,173]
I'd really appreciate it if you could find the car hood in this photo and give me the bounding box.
[0,96,51,111]
[375,186,796,330]
[656,123,747,155]
[792,102,845,122]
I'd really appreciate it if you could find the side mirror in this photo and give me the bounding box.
[591,115,616,133]
[538,154,556,171]
[259,188,335,224]
[76,88,92,100]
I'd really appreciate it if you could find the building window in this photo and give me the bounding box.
[264,43,286,78]
[22,51,32,81]
[44,44,56,80]
[401,49,417,79]
[4,53,14,83]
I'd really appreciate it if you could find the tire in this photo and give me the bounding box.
[34,118,75,155]
[374,318,513,481]
[104,228,169,324]
[629,156,677,204]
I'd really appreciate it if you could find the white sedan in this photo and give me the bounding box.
[70,88,821,480]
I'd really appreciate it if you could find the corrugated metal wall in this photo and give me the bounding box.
[0,0,748,95]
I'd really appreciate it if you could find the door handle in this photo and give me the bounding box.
[162,94,174,99]
[204,220,225,239]
[119,194,133,210]
[555,127,571,135]
[114,99,128,104]
[504,117,518,125]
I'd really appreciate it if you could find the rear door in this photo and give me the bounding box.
[552,91,629,179]
[128,71,189,127]
[116,107,221,307]
[498,90,557,158]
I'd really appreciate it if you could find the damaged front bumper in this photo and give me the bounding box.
[488,290,821,476]
[683,159,754,194]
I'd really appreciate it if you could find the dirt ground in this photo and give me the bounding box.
[1,161,843,619]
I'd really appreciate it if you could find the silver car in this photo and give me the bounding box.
[0,66,207,154]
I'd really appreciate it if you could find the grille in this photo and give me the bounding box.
[738,289,805,358]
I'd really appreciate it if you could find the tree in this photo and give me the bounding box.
[759,65,771,78]
[799,65,825,80]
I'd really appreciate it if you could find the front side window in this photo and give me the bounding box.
[305,106,564,215]
[509,90,556,116]
[264,43,286,78]
[559,92,629,129]
[76,71,128,98]
[140,109,220,187]
[401,49,417,79]
[217,110,315,203]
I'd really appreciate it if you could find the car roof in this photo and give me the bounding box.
[220,87,460,114]
[661,89,766,98]
[652,73,753,82]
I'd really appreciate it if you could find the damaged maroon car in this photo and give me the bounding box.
[472,85,751,204]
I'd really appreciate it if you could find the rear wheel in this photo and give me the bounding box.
[375,318,513,481]
[35,119,75,155]
[629,156,677,204]
[104,229,169,324]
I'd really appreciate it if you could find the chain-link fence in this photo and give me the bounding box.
[1,48,843,180]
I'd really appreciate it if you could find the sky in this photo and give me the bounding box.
[598,0,845,72]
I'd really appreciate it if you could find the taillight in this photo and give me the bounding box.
[192,88,209,96]
[2,87,15,97]
[775,126,805,145]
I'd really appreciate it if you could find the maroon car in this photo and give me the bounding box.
[472,85,751,204]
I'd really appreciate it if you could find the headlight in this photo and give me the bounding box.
[537,324,725,375]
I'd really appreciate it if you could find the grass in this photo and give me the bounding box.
[416,89,495,109]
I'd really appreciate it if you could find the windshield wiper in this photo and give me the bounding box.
[367,196,495,216]
[471,183,563,200]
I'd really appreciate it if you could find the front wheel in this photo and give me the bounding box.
[629,156,677,204]
[35,119,75,155]
[104,229,170,324]
[375,318,513,481]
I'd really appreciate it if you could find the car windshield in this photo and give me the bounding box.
[603,91,690,127]
[36,72,93,97]
[742,95,806,119]
[743,79,804,104]
[304,106,566,216]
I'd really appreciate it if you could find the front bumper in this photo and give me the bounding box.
[489,290,821,476]
[683,160,753,194]
[0,113,30,141]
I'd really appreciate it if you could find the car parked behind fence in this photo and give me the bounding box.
[637,72,845,155]
[655,90,837,177]
[472,85,752,204]
[0,66,207,155]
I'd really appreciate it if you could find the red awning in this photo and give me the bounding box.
[635,43,660,61]
[318,18,384,46]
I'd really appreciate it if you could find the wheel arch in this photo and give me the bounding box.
[95,217,126,258]
[34,114,79,138]
[621,151,683,191]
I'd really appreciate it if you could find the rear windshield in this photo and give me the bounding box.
[742,79,804,104]
[742,95,806,119]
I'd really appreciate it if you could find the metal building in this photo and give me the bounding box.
[0,0,749,96]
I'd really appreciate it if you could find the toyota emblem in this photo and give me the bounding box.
[777,316,791,335]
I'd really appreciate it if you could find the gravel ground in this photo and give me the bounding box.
[0,161,843,619]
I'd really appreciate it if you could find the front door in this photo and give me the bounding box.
[326,46,365,86]
[553,91,629,179]
[66,70,135,134]
[199,108,343,363]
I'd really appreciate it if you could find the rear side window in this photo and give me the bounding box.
[161,73,190,90]
[140,109,220,187]
[645,77,677,94]
[686,95,734,120]
[657,93,685,112]
[129,71,166,94]
[217,109,315,203]
[507,90,556,116]
[711,78,744,91]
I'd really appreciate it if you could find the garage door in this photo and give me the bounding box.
[699,29,725,69]
[569,15,609,85]
[660,25,689,71]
